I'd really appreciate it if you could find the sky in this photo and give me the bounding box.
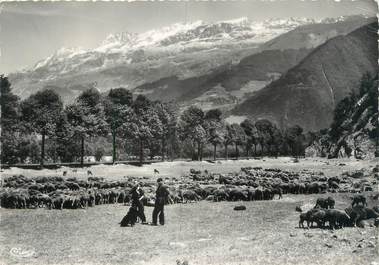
[0,0,377,74]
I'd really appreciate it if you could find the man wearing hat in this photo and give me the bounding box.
[152,178,170,226]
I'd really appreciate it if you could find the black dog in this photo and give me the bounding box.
[120,206,138,227]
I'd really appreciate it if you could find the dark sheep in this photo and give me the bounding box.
[299,209,326,228]
[213,189,229,202]
[351,195,367,207]
[51,195,65,210]
[315,197,335,209]
[228,188,249,201]
[306,183,321,194]
[345,205,379,226]
[324,209,351,229]
[189,169,201,175]
[272,187,283,199]
[299,213,308,228]
[263,188,274,200]
[307,209,327,228]
[328,181,339,189]
[65,182,80,191]
[254,188,264,201]
[43,183,56,193]
[180,190,201,203]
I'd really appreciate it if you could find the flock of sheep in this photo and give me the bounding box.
[1,165,378,231]
[298,195,379,229]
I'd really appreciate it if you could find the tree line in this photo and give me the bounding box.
[1,76,311,166]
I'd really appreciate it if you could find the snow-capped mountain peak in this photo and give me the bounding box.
[98,20,206,52]
[9,15,370,103]
[33,47,86,70]
[93,17,322,54]
[102,32,138,46]
[23,16,359,75]
[219,17,250,26]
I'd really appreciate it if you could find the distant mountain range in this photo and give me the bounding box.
[9,17,320,101]
[233,21,378,131]
[134,15,376,113]
[8,16,368,100]
[7,15,377,132]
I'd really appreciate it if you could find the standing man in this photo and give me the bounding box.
[152,178,169,226]
[131,182,147,224]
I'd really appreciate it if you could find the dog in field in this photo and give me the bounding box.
[120,206,138,227]
[154,169,160,174]
[63,171,67,176]
[87,170,93,176]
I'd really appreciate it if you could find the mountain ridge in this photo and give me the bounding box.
[233,21,378,132]
[133,16,374,111]
[8,16,369,104]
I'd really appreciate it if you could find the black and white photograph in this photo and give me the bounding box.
[0,0,378,264]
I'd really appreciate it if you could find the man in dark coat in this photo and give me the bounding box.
[131,182,147,224]
[152,178,169,226]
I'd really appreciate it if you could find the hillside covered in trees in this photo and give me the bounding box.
[306,73,378,159]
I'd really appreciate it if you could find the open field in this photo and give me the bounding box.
[1,194,378,265]
[1,157,378,265]
[2,157,378,181]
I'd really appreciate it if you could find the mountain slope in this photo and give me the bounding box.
[133,16,374,110]
[262,15,376,50]
[306,74,378,159]
[134,48,312,103]
[9,17,318,102]
[233,21,378,131]
[8,16,369,104]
